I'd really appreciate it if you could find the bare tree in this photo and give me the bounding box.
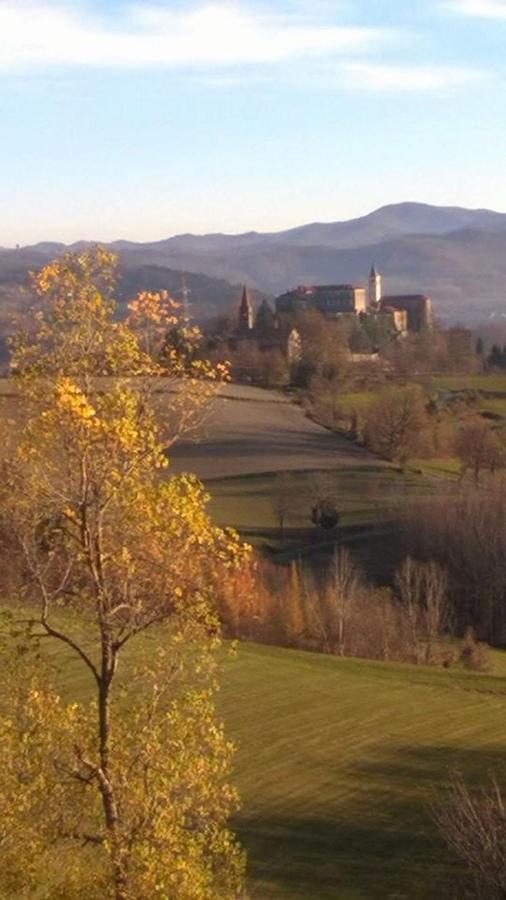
[433,774,506,899]
[395,557,449,663]
[323,549,361,656]
[456,421,505,484]
[398,485,506,645]
[424,561,449,664]
[395,556,425,663]
[271,472,296,539]
[365,386,428,466]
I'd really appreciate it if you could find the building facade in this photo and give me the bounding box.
[233,267,432,361]
[275,284,367,317]
[379,294,433,332]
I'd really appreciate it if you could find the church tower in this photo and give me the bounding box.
[238,285,253,334]
[368,264,382,307]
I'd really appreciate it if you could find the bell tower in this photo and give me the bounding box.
[368,264,382,307]
[238,285,253,334]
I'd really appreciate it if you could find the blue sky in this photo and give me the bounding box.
[1,0,506,245]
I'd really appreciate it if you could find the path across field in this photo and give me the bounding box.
[169,385,375,480]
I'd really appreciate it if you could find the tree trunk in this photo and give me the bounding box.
[98,642,129,900]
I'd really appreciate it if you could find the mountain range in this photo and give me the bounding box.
[3,202,506,324]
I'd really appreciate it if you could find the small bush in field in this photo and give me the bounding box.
[460,628,491,672]
[311,498,339,530]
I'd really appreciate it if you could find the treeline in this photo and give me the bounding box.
[217,543,491,671]
[399,484,506,646]
[309,379,506,474]
[205,308,488,390]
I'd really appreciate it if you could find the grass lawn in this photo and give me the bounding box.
[220,642,506,899]
[431,373,506,393]
[336,391,376,415]
[207,466,434,558]
[15,622,506,899]
[409,457,461,479]
[206,465,453,581]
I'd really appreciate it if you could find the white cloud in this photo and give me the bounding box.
[340,61,488,92]
[443,0,506,18]
[0,1,384,71]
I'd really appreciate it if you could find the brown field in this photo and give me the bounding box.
[169,384,378,480]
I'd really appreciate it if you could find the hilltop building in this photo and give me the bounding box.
[276,284,367,317]
[273,267,432,336]
[379,294,433,332]
[232,267,433,363]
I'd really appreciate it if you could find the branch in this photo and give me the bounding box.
[40,618,100,686]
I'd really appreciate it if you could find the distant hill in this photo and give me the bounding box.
[142,202,506,254]
[3,202,506,323]
[0,249,255,323]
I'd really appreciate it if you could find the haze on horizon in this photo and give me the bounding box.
[2,0,506,246]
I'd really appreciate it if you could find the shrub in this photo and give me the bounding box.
[460,628,491,673]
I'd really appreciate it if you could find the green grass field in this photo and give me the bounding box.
[429,373,506,424]
[222,642,506,899]
[431,373,506,393]
[207,466,437,571]
[19,627,506,899]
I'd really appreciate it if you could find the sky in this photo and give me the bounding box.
[1,0,506,245]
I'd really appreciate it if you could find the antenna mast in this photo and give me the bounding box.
[181,273,191,327]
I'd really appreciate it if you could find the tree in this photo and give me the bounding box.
[488,344,506,370]
[307,371,345,429]
[0,249,247,899]
[271,472,296,539]
[259,348,289,388]
[398,485,506,644]
[326,549,361,656]
[310,472,340,530]
[395,557,448,664]
[456,420,505,483]
[283,563,308,646]
[294,309,350,387]
[433,774,506,899]
[311,498,339,530]
[365,385,428,466]
[446,327,476,373]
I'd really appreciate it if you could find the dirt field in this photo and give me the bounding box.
[169,385,377,480]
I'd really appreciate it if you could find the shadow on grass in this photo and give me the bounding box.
[237,744,506,899]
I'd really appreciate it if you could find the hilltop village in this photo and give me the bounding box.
[227,266,434,364]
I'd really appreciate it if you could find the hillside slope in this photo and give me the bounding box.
[221,642,506,899]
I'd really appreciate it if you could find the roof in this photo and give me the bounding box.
[288,284,363,294]
[381,294,430,302]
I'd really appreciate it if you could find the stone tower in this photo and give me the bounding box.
[238,285,253,334]
[368,264,382,307]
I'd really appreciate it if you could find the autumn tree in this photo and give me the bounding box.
[0,249,247,899]
[365,385,428,466]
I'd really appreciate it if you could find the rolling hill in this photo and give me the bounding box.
[23,623,506,899]
[3,202,506,322]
